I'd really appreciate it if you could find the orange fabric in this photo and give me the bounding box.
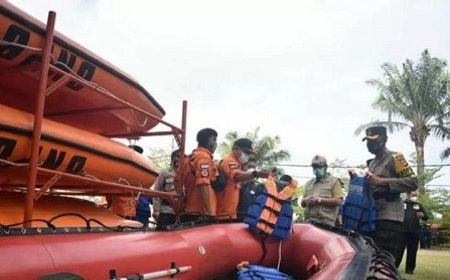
[110,196,137,217]
[184,148,218,216]
[256,176,297,235]
[0,104,158,194]
[216,153,241,219]
[278,179,298,200]
[0,192,142,228]
[0,4,164,136]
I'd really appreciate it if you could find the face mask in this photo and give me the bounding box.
[367,139,384,154]
[206,138,217,153]
[238,153,250,165]
[171,158,179,168]
[410,196,418,202]
[313,167,326,179]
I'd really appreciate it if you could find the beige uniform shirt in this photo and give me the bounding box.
[367,150,418,222]
[303,174,343,226]
[153,167,176,215]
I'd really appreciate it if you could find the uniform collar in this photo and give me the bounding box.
[196,147,213,158]
[230,152,240,163]
[368,149,391,164]
[314,173,330,183]
[376,148,391,160]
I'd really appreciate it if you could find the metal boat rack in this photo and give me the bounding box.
[0,11,187,227]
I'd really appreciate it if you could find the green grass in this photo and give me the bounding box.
[398,249,450,280]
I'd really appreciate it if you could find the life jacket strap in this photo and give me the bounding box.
[265,193,285,204]
[263,205,280,216]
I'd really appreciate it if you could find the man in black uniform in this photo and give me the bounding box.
[399,191,428,274]
[362,126,418,266]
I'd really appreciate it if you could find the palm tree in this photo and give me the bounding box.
[442,147,450,159]
[356,49,450,193]
[218,127,291,168]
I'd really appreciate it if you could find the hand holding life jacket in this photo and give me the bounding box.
[244,176,297,240]
[342,175,376,234]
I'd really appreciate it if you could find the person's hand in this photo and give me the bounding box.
[416,212,425,219]
[309,197,320,206]
[366,172,389,186]
[303,196,318,206]
[256,169,271,178]
[302,196,312,206]
[348,169,357,177]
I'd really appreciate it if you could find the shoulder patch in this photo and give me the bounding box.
[393,153,415,177]
[165,177,174,184]
[201,169,210,177]
[200,163,210,169]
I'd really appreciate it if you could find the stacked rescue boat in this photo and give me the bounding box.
[0,1,401,279]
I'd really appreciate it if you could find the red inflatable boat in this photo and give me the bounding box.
[0,195,398,280]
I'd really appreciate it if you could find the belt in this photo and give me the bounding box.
[373,191,400,201]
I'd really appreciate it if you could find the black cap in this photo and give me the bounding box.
[233,138,255,154]
[279,174,292,182]
[129,145,144,154]
[362,126,387,141]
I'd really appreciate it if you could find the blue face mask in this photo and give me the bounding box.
[313,167,326,179]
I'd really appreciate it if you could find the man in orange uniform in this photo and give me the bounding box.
[182,128,219,223]
[216,138,270,220]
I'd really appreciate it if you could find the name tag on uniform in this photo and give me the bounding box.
[404,203,407,210]
[165,177,173,184]
[413,204,420,210]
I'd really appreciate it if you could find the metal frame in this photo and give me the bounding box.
[18,11,187,227]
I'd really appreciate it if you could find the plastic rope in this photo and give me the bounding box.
[277,240,282,270]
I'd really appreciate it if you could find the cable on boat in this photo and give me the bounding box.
[0,212,146,234]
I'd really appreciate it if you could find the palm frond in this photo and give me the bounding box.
[429,123,450,140]
[441,147,450,159]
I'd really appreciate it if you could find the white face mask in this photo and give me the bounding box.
[410,196,418,202]
[238,153,250,165]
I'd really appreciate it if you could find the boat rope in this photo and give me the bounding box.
[277,240,283,270]
[117,177,142,213]
[51,60,146,127]
[0,40,42,52]
[0,157,41,167]
[363,236,401,280]
[0,40,150,134]
[131,109,148,127]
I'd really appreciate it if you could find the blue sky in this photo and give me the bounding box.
[10,0,450,186]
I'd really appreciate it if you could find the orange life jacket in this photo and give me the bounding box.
[244,176,297,239]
